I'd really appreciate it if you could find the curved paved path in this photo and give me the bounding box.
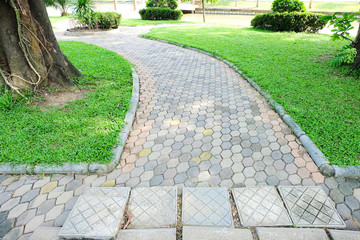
[0,26,359,239]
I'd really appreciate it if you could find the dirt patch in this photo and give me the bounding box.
[317,54,333,62]
[36,87,88,109]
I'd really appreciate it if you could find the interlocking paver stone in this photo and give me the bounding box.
[182,226,253,240]
[279,186,346,228]
[256,227,328,240]
[128,186,177,228]
[29,227,60,240]
[2,226,23,240]
[59,187,130,239]
[117,228,176,240]
[182,187,233,227]
[232,187,291,227]
[328,230,360,240]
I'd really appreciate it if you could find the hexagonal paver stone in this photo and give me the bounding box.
[117,229,176,240]
[232,187,292,227]
[29,227,60,240]
[256,227,328,240]
[278,186,346,228]
[59,187,130,240]
[328,230,360,240]
[128,186,177,228]
[182,226,253,240]
[182,187,233,227]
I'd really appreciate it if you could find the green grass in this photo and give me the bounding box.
[0,41,133,166]
[121,18,192,26]
[207,1,360,12]
[144,26,360,166]
[49,16,73,24]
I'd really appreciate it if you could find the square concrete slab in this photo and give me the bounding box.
[278,186,346,228]
[256,227,328,240]
[59,187,130,240]
[182,226,253,240]
[328,230,360,240]
[117,228,176,240]
[29,227,60,240]
[128,186,177,228]
[232,187,292,227]
[182,187,233,227]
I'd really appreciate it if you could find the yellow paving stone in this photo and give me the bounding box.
[200,152,212,161]
[40,181,57,194]
[170,120,180,126]
[102,180,116,187]
[139,148,151,157]
[203,129,214,136]
[191,157,201,164]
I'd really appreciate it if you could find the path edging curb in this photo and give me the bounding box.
[0,68,140,175]
[141,35,359,178]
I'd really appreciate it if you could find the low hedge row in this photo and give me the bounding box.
[251,12,327,32]
[83,12,122,29]
[139,7,183,20]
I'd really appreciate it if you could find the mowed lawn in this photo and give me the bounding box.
[144,26,360,166]
[0,41,133,166]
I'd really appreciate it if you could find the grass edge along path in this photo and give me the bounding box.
[0,41,133,166]
[144,25,360,166]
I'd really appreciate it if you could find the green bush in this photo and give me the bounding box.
[271,0,306,12]
[90,12,122,29]
[146,0,178,10]
[139,8,183,20]
[251,12,327,32]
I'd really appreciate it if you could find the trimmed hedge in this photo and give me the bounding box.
[82,12,122,29]
[139,7,183,20]
[272,0,306,13]
[251,12,327,32]
[146,0,178,10]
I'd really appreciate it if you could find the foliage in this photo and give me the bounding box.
[139,8,183,20]
[146,0,178,10]
[144,26,360,166]
[86,12,122,29]
[43,0,71,16]
[0,41,133,166]
[271,0,306,12]
[321,12,360,67]
[73,0,94,24]
[331,45,357,67]
[251,12,326,32]
[121,18,191,25]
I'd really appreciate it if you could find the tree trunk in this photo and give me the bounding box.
[256,0,259,8]
[202,0,205,23]
[0,0,82,93]
[352,25,360,69]
[309,0,312,9]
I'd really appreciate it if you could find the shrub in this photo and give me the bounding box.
[90,12,122,29]
[73,0,94,22]
[139,8,183,20]
[251,12,327,32]
[271,0,306,13]
[331,45,357,67]
[146,0,178,10]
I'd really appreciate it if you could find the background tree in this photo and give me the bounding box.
[0,0,82,95]
[44,0,71,16]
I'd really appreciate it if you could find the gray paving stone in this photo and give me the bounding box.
[54,210,71,227]
[345,195,360,211]
[182,187,233,227]
[37,199,56,215]
[59,187,130,239]
[20,188,40,203]
[16,209,36,226]
[328,230,360,240]
[279,186,346,228]
[0,219,14,238]
[128,186,177,228]
[0,192,12,206]
[150,175,164,186]
[256,227,328,240]
[336,203,352,219]
[117,228,176,240]
[0,197,20,212]
[232,187,291,227]
[65,196,79,211]
[0,211,7,223]
[29,227,60,240]
[2,226,23,240]
[65,180,82,191]
[182,226,253,240]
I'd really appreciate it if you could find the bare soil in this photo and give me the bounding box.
[36,87,88,109]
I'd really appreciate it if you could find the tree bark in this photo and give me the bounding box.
[256,0,259,8]
[0,0,82,93]
[202,0,205,23]
[352,25,360,69]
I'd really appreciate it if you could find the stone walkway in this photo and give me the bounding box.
[0,26,360,239]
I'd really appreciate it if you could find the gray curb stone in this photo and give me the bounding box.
[141,35,357,178]
[0,68,139,175]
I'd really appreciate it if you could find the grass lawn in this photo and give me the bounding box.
[49,16,73,24]
[207,1,359,12]
[0,41,133,166]
[144,26,360,166]
[121,18,193,26]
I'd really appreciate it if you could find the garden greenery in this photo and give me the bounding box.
[139,7,183,20]
[146,0,178,10]
[271,0,306,13]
